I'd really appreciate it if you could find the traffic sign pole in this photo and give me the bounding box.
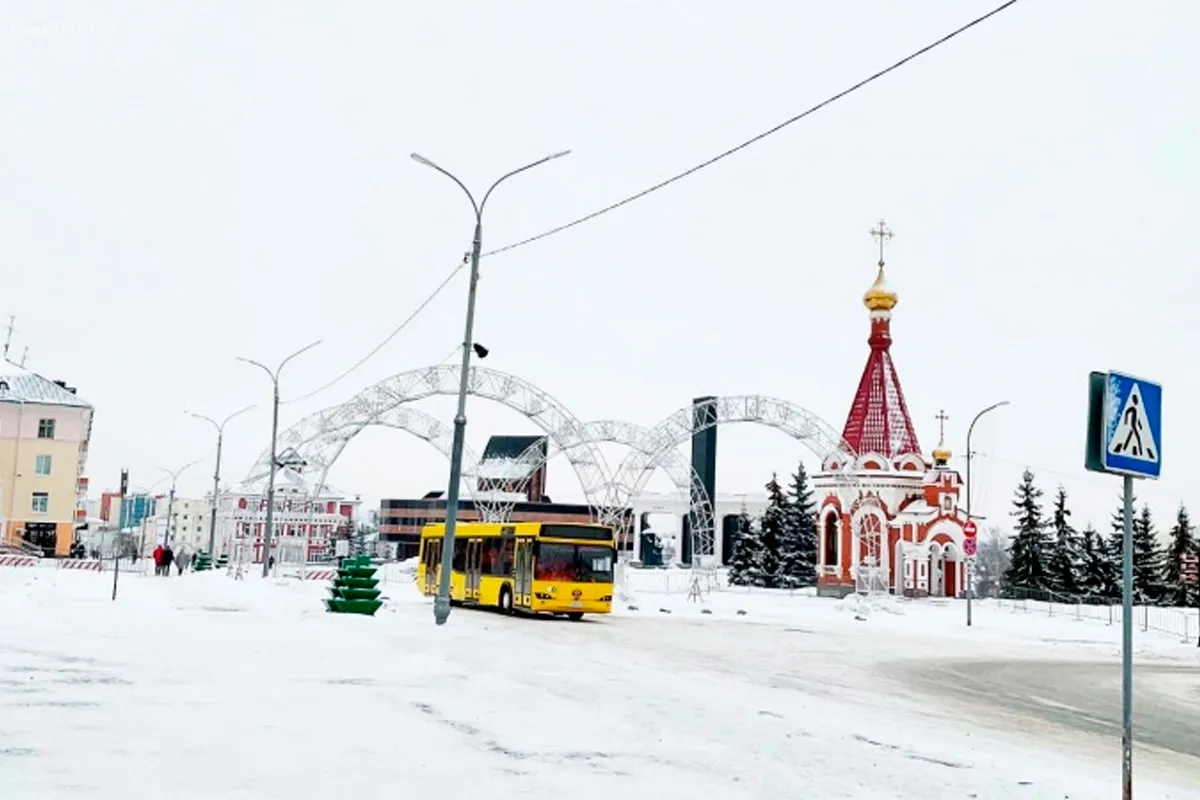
[1121,475,1134,800]
[1086,369,1162,800]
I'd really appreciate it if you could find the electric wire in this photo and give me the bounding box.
[287,0,1019,402]
[281,257,467,404]
[484,0,1020,257]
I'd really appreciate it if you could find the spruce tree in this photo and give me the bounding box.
[1002,470,1051,596]
[1106,495,1133,600]
[1131,504,1166,603]
[727,507,764,587]
[1045,486,1082,596]
[1163,505,1197,608]
[1078,524,1115,599]
[758,474,787,589]
[778,461,819,588]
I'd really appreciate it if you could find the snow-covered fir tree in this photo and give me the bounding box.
[1045,486,1082,595]
[1134,505,1167,602]
[1108,497,1166,603]
[778,461,818,588]
[1002,470,1051,595]
[727,506,764,587]
[1163,505,1197,608]
[758,474,787,588]
[1078,524,1115,598]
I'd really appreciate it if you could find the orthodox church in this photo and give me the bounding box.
[812,224,969,598]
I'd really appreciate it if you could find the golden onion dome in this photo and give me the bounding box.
[932,446,952,465]
[863,263,898,312]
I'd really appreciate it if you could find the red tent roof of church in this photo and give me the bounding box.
[840,256,922,457]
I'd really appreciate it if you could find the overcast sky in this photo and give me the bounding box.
[3,1,1196,534]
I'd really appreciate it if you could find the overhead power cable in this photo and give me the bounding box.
[289,0,1019,402]
[484,0,1020,257]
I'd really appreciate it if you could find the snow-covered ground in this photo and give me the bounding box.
[1,566,1198,799]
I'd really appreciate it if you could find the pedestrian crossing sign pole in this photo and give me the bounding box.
[1085,369,1163,800]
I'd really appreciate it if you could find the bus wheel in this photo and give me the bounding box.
[498,586,514,615]
[566,612,584,622]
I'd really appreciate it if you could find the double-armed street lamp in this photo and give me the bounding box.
[187,405,255,560]
[157,460,202,548]
[410,148,570,626]
[965,400,1010,626]
[237,340,322,577]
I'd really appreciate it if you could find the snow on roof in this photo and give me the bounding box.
[892,500,939,524]
[475,458,536,481]
[0,361,92,408]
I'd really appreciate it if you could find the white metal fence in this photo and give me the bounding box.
[987,593,1198,644]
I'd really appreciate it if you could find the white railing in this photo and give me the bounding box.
[987,594,1197,643]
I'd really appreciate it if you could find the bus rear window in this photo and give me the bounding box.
[535,543,614,583]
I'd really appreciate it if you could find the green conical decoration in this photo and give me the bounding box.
[193,552,213,572]
[323,554,383,616]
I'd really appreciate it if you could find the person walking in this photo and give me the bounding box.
[175,547,191,575]
[162,545,174,577]
[153,544,164,576]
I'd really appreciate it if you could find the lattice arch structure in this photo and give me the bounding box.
[243,365,617,518]
[477,419,715,538]
[612,395,871,569]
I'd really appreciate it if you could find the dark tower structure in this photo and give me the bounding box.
[686,396,718,565]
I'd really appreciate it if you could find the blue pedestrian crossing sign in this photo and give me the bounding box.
[1102,371,1163,479]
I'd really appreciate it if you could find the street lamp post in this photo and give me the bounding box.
[965,400,1010,626]
[237,340,322,578]
[157,460,202,550]
[411,149,570,625]
[188,405,255,560]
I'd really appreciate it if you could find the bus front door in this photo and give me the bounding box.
[514,539,533,607]
[465,539,482,601]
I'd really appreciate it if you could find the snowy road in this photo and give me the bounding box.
[896,658,1200,774]
[3,569,1199,799]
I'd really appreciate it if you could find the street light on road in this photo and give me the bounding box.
[965,400,1010,626]
[188,405,255,560]
[157,460,202,548]
[411,149,570,625]
[237,340,322,578]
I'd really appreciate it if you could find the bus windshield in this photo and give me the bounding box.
[535,543,614,583]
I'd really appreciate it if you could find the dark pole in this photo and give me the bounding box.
[965,400,1009,626]
[411,149,570,626]
[113,468,128,601]
[237,342,321,578]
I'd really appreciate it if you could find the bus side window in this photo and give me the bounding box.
[497,538,514,576]
[480,539,496,574]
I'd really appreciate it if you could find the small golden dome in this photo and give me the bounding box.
[863,263,898,312]
[932,446,952,465]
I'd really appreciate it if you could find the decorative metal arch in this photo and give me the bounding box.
[613,395,870,567]
[478,420,715,540]
[244,365,616,517]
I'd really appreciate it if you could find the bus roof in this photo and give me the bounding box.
[420,521,613,542]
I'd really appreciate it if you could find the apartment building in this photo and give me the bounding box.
[0,362,93,557]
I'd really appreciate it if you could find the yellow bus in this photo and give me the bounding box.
[417,521,615,620]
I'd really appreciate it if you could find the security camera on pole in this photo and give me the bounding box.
[1085,369,1164,800]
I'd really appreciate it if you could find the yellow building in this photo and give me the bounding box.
[0,362,93,557]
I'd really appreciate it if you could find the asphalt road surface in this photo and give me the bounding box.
[896,658,1200,775]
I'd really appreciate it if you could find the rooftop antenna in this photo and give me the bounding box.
[3,315,14,361]
[19,346,28,368]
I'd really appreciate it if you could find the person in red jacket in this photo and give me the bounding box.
[153,544,164,576]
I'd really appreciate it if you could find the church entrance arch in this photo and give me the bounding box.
[244,366,615,518]
[612,396,867,566]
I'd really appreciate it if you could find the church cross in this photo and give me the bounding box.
[870,219,893,266]
[935,409,949,445]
